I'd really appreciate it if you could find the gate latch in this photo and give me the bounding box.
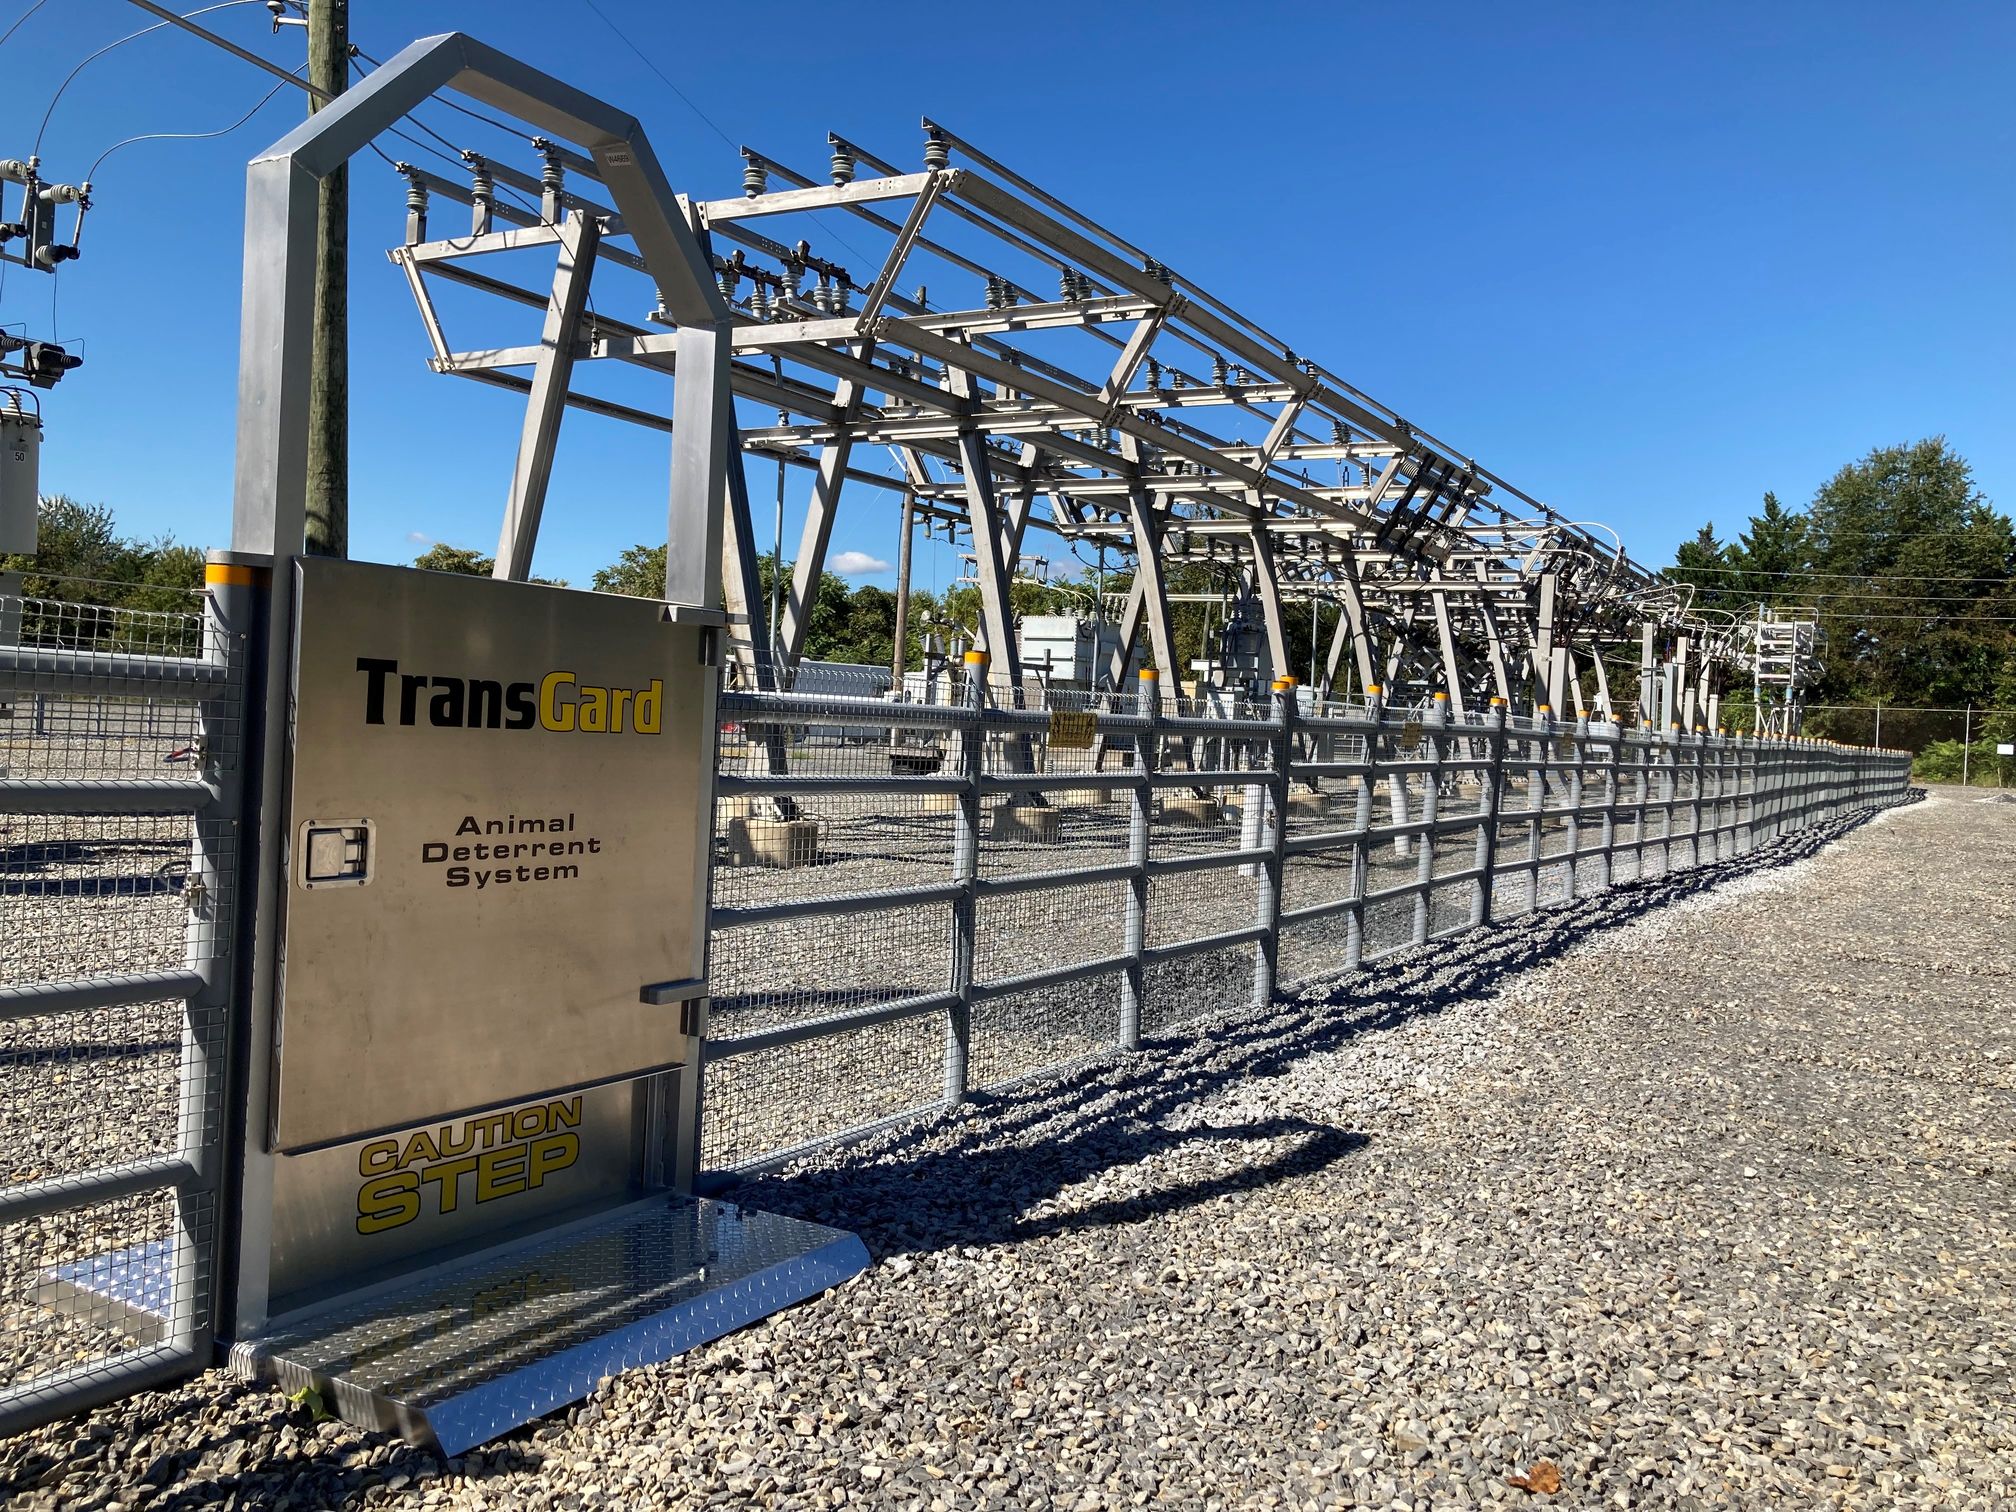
[298,818,375,889]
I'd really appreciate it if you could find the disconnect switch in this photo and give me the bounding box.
[298,819,374,889]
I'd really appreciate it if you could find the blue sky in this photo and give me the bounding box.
[3,0,2011,593]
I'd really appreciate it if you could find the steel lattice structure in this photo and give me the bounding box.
[384,105,1794,733]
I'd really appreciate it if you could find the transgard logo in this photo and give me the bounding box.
[354,657,663,734]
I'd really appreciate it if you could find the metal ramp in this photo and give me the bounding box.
[222,1197,865,1455]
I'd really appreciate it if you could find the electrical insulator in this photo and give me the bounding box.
[23,342,80,389]
[1211,355,1229,386]
[924,130,949,170]
[830,144,855,185]
[742,152,768,198]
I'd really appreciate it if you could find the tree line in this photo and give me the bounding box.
[1662,437,2015,762]
[12,436,2011,768]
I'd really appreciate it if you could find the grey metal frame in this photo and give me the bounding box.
[695,680,1912,1182]
[0,575,254,1434]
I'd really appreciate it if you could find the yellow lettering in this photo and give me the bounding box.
[549,1097,582,1131]
[539,670,577,731]
[526,1133,579,1188]
[359,1138,400,1177]
[357,1171,421,1234]
[399,1128,440,1169]
[610,687,634,732]
[476,1146,529,1202]
[420,1154,480,1214]
[632,679,662,734]
[577,684,609,733]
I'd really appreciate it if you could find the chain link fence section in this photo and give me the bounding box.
[698,679,1913,1182]
[0,579,248,1434]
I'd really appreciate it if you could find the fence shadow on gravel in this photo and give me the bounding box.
[735,795,1922,1262]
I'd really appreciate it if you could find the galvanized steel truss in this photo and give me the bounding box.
[383,115,1793,732]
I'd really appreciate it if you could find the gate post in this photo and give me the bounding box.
[189,554,268,1357]
[1471,699,1506,926]
[1118,667,1158,1050]
[945,650,986,1106]
[1252,678,1294,1008]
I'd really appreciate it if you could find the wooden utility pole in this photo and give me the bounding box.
[892,493,915,683]
[305,0,347,556]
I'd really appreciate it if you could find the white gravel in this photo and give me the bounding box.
[9,783,2004,1511]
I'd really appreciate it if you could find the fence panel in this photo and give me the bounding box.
[0,582,248,1434]
[695,679,1913,1184]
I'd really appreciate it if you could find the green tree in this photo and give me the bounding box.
[1729,491,1808,607]
[1665,523,1738,615]
[2,495,205,650]
[413,542,566,587]
[1802,438,2015,707]
[591,543,666,598]
[412,543,495,576]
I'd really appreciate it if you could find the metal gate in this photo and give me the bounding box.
[0,572,249,1432]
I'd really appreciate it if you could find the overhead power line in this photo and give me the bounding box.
[1670,564,2014,584]
[575,0,736,151]
[0,0,54,52]
[85,66,302,182]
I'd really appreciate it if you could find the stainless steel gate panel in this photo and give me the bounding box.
[274,559,710,1151]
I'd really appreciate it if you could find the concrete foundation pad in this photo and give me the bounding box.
[727,816,820,867]
[1161,796,1222,828]
[992,804,1063,843]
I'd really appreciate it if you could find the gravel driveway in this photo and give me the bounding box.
[5,783,2007,1511]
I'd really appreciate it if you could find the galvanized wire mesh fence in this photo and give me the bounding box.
[0,580,247,1433]
[699,682,1913,1180]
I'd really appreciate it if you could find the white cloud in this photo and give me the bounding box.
[831,550,892,576]
[406,530,435,545]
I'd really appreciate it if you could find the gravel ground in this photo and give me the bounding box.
[6,781,1997,1511]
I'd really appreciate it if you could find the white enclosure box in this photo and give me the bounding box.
[1018,614,1139,685]
[0,399,40,555]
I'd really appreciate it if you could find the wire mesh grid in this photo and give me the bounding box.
[1145,866,1260,950]
[1,586,207,662]
[0,815,232,987]
[1282,846,1358,915]
[709,902,950,1042]
[1275,914,1355,990]
[1149,779,1260,862]
[978,792,1131,881]
[1428,878,1476,941]
[700,1011,946,1173]
[1358,893,1422,963]
[1141,945,1252,1036]
[973,880,1126,984]
[969,972,1122,1091]
[2,996,187,1187]
[0,1187,207,1394]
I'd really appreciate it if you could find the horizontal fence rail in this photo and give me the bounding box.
[697,679,1912,1180]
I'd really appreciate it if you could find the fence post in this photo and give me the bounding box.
[182,556,262,1356]
[1472,699,1506,926]
[1564,714,1587,901]
[1345,687,1382,970]
[946,650,987,1106]
[1595,715,1619,890]
[1118,667,1158,1051]
[1252,678,1294,1007]
[1527,707,1548,906]
[1410,692,1445,944]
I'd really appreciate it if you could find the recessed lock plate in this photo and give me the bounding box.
[298,818,374,889]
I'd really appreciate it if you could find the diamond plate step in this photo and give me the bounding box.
[228,1195,867,1455]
